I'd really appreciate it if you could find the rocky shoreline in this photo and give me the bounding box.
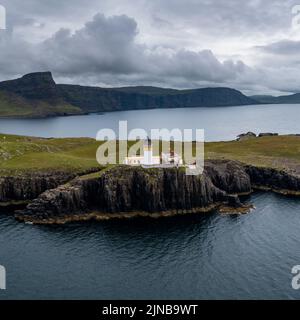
[0,159,293,224]
[0,159,299,224]
[245,165,300,195]
[0,168,100,209]
[0,172,75,203]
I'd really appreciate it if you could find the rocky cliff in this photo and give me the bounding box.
[0,168,100,207]
[16,161,252,224]
[0,172,75,203]
[245,165,300,195]
[2,159,300,224]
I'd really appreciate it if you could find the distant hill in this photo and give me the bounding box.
[0,72,258,118]
[0,72,83,118]
[59,83,258,113]
[110,86,180,95]
[251,94,300,104]
[250,95,277,104]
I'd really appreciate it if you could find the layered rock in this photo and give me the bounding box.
[0,169,99,204]
[245,165,300,195]
[204,160,251,194]
[8,159,300,224]
[236,132,256,141]
[16,161,252,223]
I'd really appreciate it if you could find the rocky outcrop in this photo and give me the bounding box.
[204,160,251,194]
[258,133,279,137]
[0,172,76,204]
[16,161,253,224]
[0,169,100,205]
[245,165,300,195]
[8,159,300,224]
[237,132,256,141]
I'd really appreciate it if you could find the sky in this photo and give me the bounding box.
[0,0,300,95]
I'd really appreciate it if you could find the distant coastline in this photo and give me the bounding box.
[0,71,257,118]
[1,72,300,119]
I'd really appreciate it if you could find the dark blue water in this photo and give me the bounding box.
[0,192,300,299]
[0,104,299,141]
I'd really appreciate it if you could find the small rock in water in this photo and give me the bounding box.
[218,203,254,215]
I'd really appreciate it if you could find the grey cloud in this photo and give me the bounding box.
[153,50,247,82]
[145,0,295,36]
[0,0,299,94]
[40,13,143,75]
[0,12,250,88]
[257,40,300,55]
[1,0,296,43]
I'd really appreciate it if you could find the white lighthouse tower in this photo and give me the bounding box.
[142,137,160,166]
[123,137,160,166]
[143,137,153,165]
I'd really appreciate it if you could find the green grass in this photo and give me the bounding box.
[0,134,101,175]
[1,134,300,176]
[205,136,300,169]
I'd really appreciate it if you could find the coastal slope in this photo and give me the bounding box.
[251,93,300,104]
[0,72,257,117]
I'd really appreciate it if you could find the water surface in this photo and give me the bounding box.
[1,104,300,299]
[0,193,299,299]
[0,104,299,141]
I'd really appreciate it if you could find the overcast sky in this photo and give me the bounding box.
[0,0,300,95]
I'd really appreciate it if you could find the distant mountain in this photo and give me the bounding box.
[251,94,300,104]
[0,72,83,118]
[0,72,258,118]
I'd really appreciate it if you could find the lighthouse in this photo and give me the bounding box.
[124,137,179,166]
[142,137,160,165]
[143,137,153,165]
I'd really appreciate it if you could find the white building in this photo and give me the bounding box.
[124,138,183,167]
[123,138,160,166]
[142,138,161,165]
[161,151,183,166]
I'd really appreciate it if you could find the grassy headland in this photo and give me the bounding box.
[206,135,300,171]
[1,133,300,176]
[0,134,100,175]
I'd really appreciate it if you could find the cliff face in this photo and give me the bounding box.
[0,172,77,203]
[17,161,252,223]
[6,160,300,224]
[58,85,257,113]
[204,160,251,194]
[245,165,300,194]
